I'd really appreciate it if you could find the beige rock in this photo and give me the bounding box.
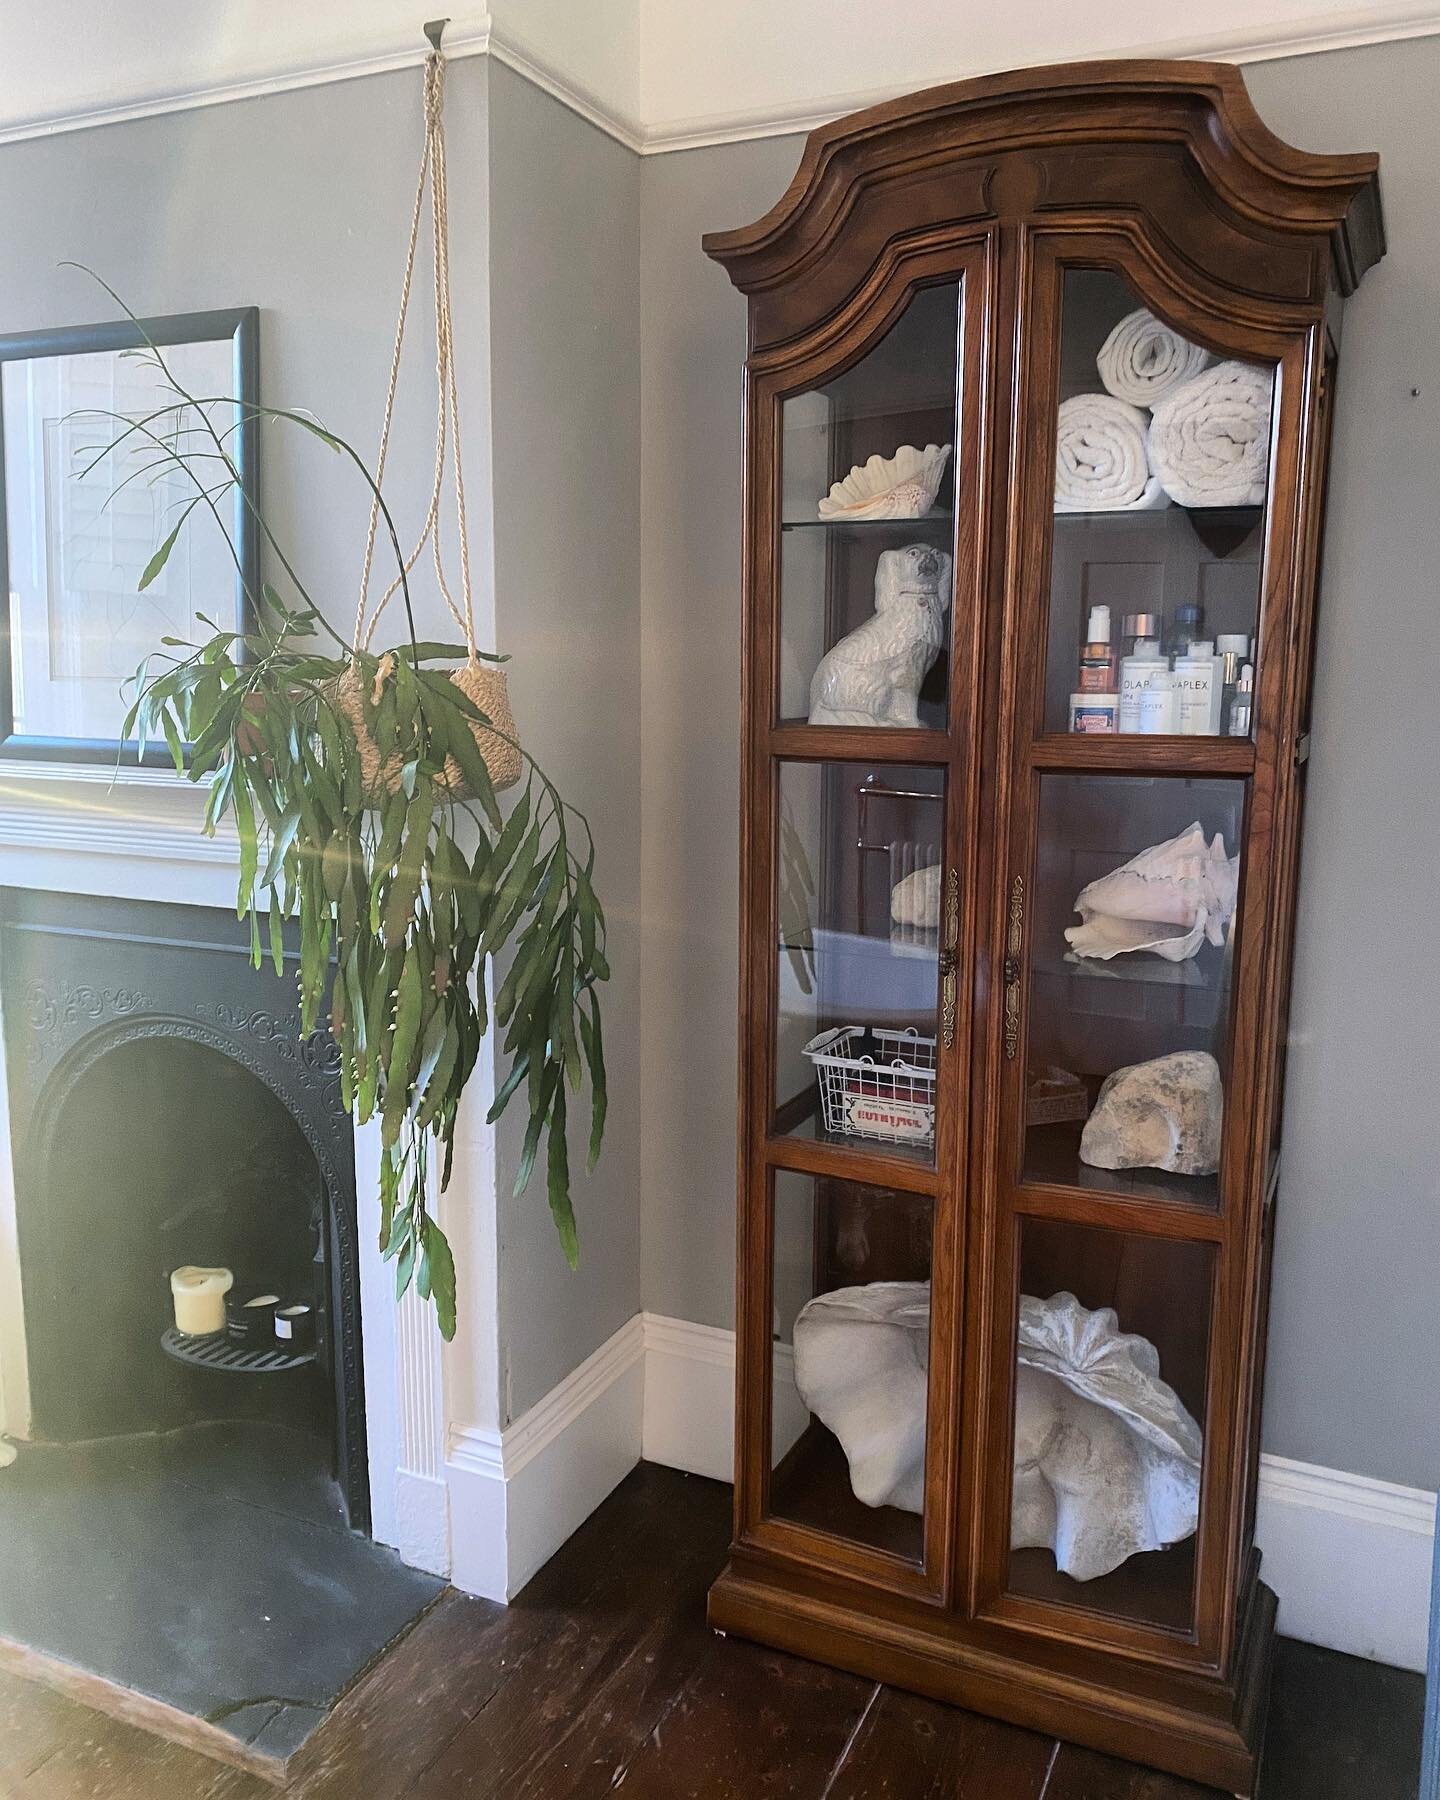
[1079,1050,1223,1176]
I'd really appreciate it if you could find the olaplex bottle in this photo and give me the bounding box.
[1137,670,1179,733]
[1118,613,1166,733]
[1174,640,1224,735]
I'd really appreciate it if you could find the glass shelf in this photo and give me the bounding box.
[780,510,953,534]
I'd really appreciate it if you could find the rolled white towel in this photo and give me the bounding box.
[1147,360,1274,508]
[1097,307,1211,408]
[1054,394,1167,513]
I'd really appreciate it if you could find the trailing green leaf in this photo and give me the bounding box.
[91,341,609,1340]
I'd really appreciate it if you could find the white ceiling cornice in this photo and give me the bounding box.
[0,2,1434,158]
[639,4,1440,154]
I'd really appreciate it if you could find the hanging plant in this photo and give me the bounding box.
[75,49,606,1341]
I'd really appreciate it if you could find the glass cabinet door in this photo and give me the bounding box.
[1005,1218,1214,1631]
[1042,270,1275,742]
[987,253,1282,1644]
[779,281,962,729]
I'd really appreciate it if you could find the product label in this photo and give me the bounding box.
[844,1094,934,1140]
[1072,705,1117,734]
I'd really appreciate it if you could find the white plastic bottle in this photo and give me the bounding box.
[1118,639,1169,732]
[1173,640,1223,735]
[1137,670,1179,734]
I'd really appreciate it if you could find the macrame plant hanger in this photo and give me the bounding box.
[344,19,522,799]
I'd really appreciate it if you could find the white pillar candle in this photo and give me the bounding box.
[170,1266,233,1335]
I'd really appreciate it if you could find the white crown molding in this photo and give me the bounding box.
[636,4,1440,153]
[0,17,498,150]
[0,14,646,157]
[0,5,1435,160]
[486,27,644,153]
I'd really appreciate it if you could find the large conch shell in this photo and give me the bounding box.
[818,443,952,520]
[1064,822,1238,963]
[791,1284,1200,1580]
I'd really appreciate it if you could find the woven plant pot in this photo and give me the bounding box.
[332,660,522,804]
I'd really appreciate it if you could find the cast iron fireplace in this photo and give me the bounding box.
[1,889,368,1531]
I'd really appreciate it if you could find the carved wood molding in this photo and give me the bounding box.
[703,61,1382,338]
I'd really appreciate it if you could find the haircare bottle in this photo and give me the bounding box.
[1118,613,1167,733]
[1167,600,1204,660]
[1068,692,1120,733]
[1174,640,1224,735]
[1077,605,1119,692]
[1228,663,1255,737]
[1137,670,1179,734]
[1216,633,1249,730]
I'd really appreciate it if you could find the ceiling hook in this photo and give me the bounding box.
[423,17,448,53]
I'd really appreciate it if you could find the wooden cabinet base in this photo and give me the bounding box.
[707,1559,1277,1795]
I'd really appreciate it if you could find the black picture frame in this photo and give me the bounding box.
[0,306,259,765]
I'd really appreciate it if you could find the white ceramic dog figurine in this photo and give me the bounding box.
[808,544,952,727]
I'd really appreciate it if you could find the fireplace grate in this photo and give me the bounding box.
[160,1326,316,1376]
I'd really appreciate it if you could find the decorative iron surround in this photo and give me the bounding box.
[0,889,368,1532]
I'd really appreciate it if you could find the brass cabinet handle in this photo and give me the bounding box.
[1003,875,1024,1061]
[940,869,959,1050]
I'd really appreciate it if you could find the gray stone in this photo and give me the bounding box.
[1079,1050,1223,1176]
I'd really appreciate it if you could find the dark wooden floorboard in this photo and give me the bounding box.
[0,1462,1424,1800]
[600,1634,877,1799]
[1258,1635,1423,1800]
[1043,1742,1219,1800]
[823,1685,1058,1798]
[406,1468,733,1799]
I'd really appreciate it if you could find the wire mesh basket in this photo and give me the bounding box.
[803,1025,937,1147]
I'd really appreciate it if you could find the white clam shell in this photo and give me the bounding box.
[818,443,952,519]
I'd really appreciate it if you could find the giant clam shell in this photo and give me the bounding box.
[818,443,952,520]
[791,1284,1200,1580]
[1065,821,1238,963]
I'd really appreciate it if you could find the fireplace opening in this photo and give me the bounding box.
[42,1035,333,1456]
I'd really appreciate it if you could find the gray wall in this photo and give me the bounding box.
[0,58,644,1428]
[0,63,495,654]
[637,40,1440,1490]
[488,64,642,1418]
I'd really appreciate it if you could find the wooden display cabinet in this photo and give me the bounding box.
[703,62,1383,1792]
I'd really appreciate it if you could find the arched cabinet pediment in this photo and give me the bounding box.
[705,59,1382,1796]
[705,61,1381,350]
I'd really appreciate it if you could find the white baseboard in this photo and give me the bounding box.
[639,1311,1437,1672]
[1255,1454,1435,1671]
[446,1314,645,1601]
[392,1470,451,1580]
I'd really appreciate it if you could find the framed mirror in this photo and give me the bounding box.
[0,307,258,762]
